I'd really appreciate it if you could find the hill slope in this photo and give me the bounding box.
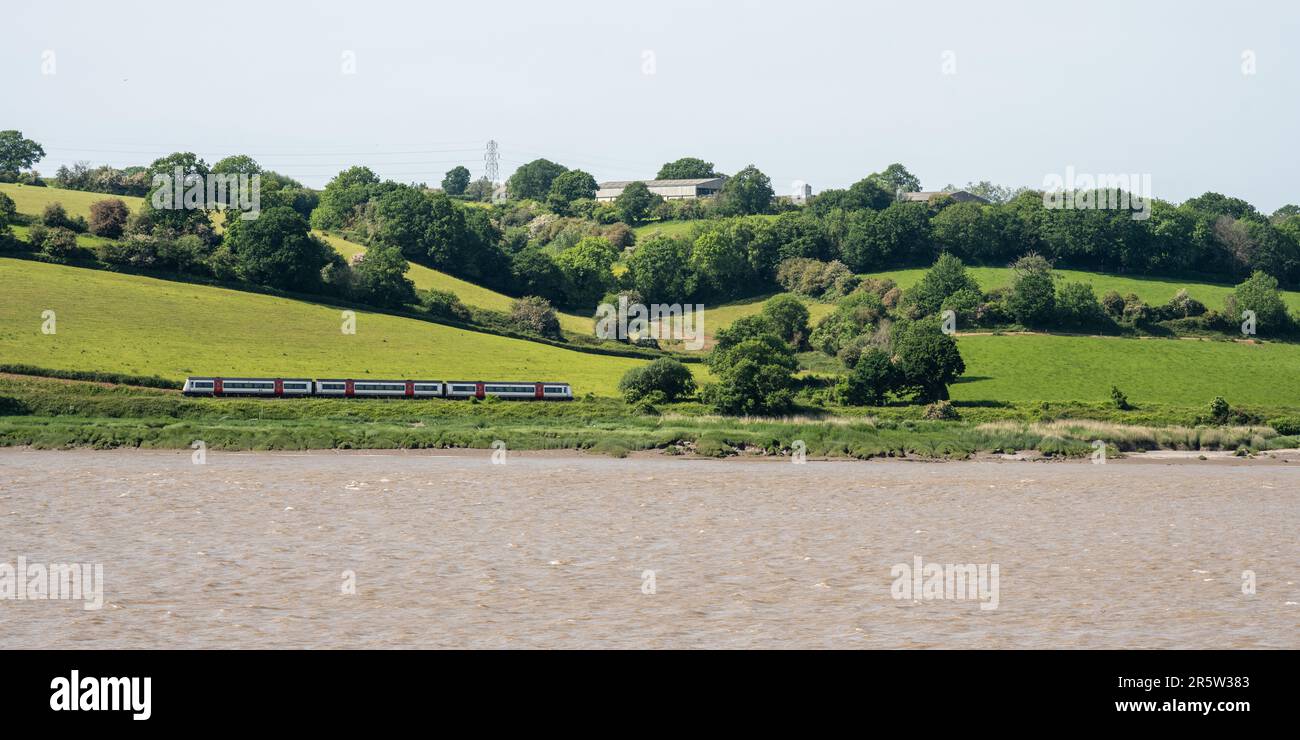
[0,257,650,395]
[0,183,145,219]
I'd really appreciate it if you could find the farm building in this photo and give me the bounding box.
[899,190,990,204]
[595,177,726,202]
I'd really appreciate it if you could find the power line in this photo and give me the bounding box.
[484,140,499,183]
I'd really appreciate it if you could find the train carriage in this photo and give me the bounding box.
[445,381,573,400]
[183,377,313,397]
[314,380,445,398]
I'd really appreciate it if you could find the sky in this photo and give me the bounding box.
[4,0,1298,211]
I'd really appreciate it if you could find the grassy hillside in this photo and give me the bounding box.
[0,257,654,395]
[863,266,1300,314]
[0,183,144,219]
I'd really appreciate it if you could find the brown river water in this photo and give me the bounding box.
[1,448,1296,649]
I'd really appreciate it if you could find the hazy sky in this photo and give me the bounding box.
[5,0,1297,210]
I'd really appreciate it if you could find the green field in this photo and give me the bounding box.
[0,183,144,219]
[952,333,1300,406]
[0,257,653,395]
[863,266,1300,314]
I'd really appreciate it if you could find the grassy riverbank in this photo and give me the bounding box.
[2,374,1295,459]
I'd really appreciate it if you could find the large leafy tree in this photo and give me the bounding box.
[720,165,773,215]
[372,184,435,260]
[1007,253,1057,327]
[507,158,568,201]
[656,157,717,180]
[139,152,213,235]
[224,206,334,291]
[905,252,981,316]
[891,318,965,402]
[615,181,660,224]
[311,166,381,230]
[0,130,45,175]
[869,163,921,195]
[627,233,694,302]
[546,169,597,215]
[441,166,471,196]
[352,244,416,308]
[555,237,616,308]
[703,330,798,415]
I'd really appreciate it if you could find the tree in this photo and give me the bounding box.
[931,202,998,261]
[1007,253,1056,327]
[703,334,798,415]
[546,169,597,215]
[140,152,213,235]
[626,233,694,302]
[1056,281,1104,328]
[656,157,717,180]
[618,358,697,403]
[892,319,965,402]
[211,154,262,176]
[0,192,15,239]
[614,181,660,224]
[554,237,616,308]
[720,165,773,215]
[352,245,416,308]
[690,227,753,297]
[869,163,921,196]
[311,166,381,230]
[905,252,980,316]
[442,166,471,196]
[510,246,566,303]
[507,158,568,201]
[838,348,896,405]
[224,206,334,291]
[464,177,494,202]
[88,198,130,239]
[0,130,45,175]
[510,296,562,338]
[760,294,810,347]
[372,185,435,260]
[1228,270,1288,333]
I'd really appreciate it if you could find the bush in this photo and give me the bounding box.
[617,357,696,402]
[703,333,798,415]
[1208,396,1230,423]
[41,202,86,233]
[1100,290,1125,318]
[775,258,857,299]
[37,226,80,260]
[891,319,965,402]
[904,252,980,316]
[1226,270,1289,335]
[1162,289,1205,319]
[510,295,562,338]
[923,400,960,420]
[88,198,130,238]
[1266,416,1300,436]
[1110,385,1131,410]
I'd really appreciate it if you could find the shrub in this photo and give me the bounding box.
[1110,385,1131,410]
[923,400,960,420]
[1266,416,1300,436]
[891,319,965,402]
[618,357,697,402]
[1100,290,1125,318]
[905,252,980,316]
[703,333,798,415]
[1208,396,1230,423]
[37,226,80,260]
[510,295,562,338]
[1163,289,1206,319]
[88,198,130,238]
[41,202,86,233]
[775,258,857,299]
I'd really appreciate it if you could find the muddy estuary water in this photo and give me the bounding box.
[1,448,1296,648]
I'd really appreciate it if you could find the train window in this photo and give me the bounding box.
[544,387,566,393]
[487,385,532,393]
[225,382,273,389]
[451,385,476,392]
[414,384,439,391]
[356,383,405,391]
[192,381,213,388]
[319,383,344,390]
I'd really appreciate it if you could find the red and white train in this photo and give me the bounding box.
[181,377,573,400]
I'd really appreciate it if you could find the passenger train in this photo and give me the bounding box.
[181,377,574,400]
